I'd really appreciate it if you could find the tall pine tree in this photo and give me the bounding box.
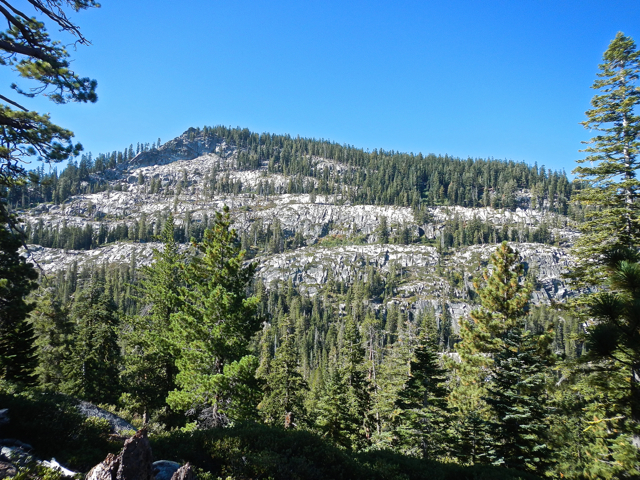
[572,32,640,286]
[257,316,309,427]
[62,281,121,405]
[0,205,38,384]
[122,214,184,422]
[167,207,261,425]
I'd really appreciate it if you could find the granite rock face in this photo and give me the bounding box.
[20,131,581,328]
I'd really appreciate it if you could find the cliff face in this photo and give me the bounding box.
[21,130,580,327]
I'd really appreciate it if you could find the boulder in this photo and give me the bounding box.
[86,429,153,480]
[86,453,119,480]
[0,446,33,467]
[170,463,195,480]
[152,460,181,480]
[0,461,16,479]
[77,401,136,435]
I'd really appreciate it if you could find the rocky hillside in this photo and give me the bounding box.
[19,128,580,328]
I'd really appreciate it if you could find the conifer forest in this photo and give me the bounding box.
[0,3,640,480]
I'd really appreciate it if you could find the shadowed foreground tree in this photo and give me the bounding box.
[0,0,98,188]
[62,281,120,405]
[0,206,37,384]
[579,250,640,475]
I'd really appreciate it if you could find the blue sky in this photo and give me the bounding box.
[7,0,640,174]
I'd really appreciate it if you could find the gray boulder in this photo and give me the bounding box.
[77,401,136,435]
[152,460,181,480]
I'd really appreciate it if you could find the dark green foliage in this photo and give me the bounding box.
[0,205,38,384]
[0,389,115,472]
[168,206,261,422]
[62,281,121,405]
[452,412,494,466]
[150,423,541,480]
[394,329,453,460]
[484,326,552,475]
[257,317,309,426]
[121,214,183,421]
[29,291,70,390]
[579,255,640,475]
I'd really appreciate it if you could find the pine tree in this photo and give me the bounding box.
[465,242,532,354]
[0,1,98,188]
[449,242,533,464]
[315,366,353,449]
[370,327,411,450]
[341,315,372,450]
[0,205,38,384]
[451,242,532,415]
[394,328,453,460]
[572,32,640,286]
[484,326,552,475]
[316,316,371,451]
[167,206,261,424]
[62,281,121,404]
[121,214,184,421]
[580,255,640,474]
[257,317,309,427]
[29,290,71,390]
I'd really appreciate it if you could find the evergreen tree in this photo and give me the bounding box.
[394,328,453,460]
[316,316,371,451]
[0,205,38,384]
[29,290,71,390]
[340,315,372,450]
[122,214,184,422]
[484,326,552,475]
[315,366,353,449]
[370,326,411,450]
[62,281,120,404]
[449,242,533,464]
[167,206,261,424]
[572,32,640,286]
[580,254,640,473]
[257,317,309,427]
[451,242,532,414]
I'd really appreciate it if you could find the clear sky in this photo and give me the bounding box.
[6,0,640,174]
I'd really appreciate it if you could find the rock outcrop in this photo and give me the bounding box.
[86,429,153,480]
[19,130,581,327]
[77,401,136,435]
[170,463,195,480]
[152,460,181,480]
